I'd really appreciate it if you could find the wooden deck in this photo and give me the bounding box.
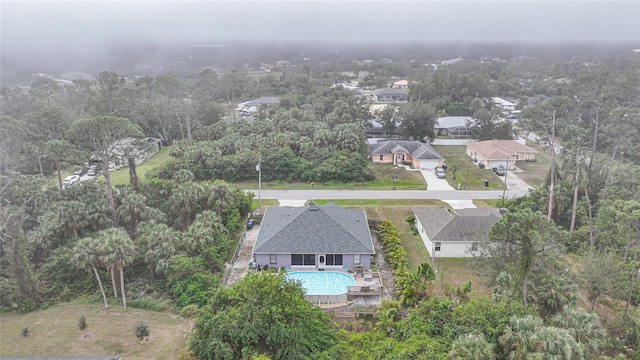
[348,271,383,298]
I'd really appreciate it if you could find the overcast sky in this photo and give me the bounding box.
[2,1,639,55]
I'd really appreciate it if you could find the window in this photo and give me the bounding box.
[435,242,441,252]
[291,254,303,265]
[270,254,277,264]
[303,254,315,265]
[291,254,316,266]
[353,254,361,265]
[471,242,478,252]
[326,254,343,266]
[379,154,384,161]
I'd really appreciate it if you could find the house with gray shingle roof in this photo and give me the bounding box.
[252,204,375,270]
[413,207,505,258]
[436,116,474,138]
[372,88,409,103]
[369,139,444,169]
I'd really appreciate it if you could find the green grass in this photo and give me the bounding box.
[515,142,558,188]
[106,147,173,186]
[0,302,189,359]
[233,162,426,190]
[431,258,491,298]
[433,145,507,190]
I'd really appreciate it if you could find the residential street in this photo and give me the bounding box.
[246,189,529,201]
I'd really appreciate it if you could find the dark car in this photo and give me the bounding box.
[492,167,506,176]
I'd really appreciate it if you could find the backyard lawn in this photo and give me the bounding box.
[0,303,190,359]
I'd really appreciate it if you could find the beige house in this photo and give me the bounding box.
[369,140,444,169]
[466,140,538,170]
[392,79,409,89]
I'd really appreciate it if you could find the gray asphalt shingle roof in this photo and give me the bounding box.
[369,140,443,160]
[413,207,505,242]
[253,204,375,255]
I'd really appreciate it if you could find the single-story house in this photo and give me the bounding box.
[252,204,375,270]
[369,139,444,169]
[237,96,280,111]
[372,88,409,103]
[392,79,409,89]
[413,207,505,258]
[466,140,538,169]
[435,116,474,138]
[87,137,159,169]
[491,97,517,111]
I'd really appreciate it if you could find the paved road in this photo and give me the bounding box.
[248,189,529,201]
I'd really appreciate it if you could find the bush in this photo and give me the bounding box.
[78,315,87,331]
[133,320,150,341]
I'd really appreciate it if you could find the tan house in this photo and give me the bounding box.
[466,140,538,170]
[392,79,409,89]
[370,140,444,169]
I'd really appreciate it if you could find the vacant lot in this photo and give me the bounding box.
[235,162,426,190]
[0,303,190,359]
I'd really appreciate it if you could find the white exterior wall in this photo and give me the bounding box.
[415,217,477,258]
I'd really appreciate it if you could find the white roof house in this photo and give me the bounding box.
[491,97,517,111]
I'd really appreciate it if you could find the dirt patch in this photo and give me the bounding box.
[371,230,396,299]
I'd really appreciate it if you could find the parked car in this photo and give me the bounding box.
[86,165,100,176]
[492,167,506,176]
[63,175,80,186]
[435,167,446,179]
[74,168,86,176]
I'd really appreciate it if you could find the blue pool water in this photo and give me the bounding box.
[286,271,356,295]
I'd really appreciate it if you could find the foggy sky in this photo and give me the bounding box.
[2,1,639,56]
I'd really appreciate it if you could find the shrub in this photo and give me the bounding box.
[133,320,150,341]
[78,315,87,331]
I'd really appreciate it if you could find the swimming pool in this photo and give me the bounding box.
[286,271,355,295]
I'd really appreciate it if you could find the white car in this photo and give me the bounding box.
[63,175,80,186]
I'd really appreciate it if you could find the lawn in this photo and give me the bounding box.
[515,142,558,188]
[233,162,426,190]
[106,147,173,187]
[433,145,506,190]
[0,303,190,359]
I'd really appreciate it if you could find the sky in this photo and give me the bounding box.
[1,0,639,56]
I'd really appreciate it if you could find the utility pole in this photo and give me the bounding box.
[502,156,509,201]
[257,156,262,208]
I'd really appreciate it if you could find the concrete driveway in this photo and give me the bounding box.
[500,168,533,191]
[422,169,455,191]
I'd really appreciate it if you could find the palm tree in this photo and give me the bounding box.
[56,200,87,239]
[206,181,233,217]
[117,191,150,234]
[98,228,136,311]
[71,237,109,308]
[551,306,606,356]
[170,182,203,229]
[172,169,195,184]
[499,315,543,360]
[449,334,495,360]
[534,326,583,360]
[535,276,578,319]
[137,222,177,278]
